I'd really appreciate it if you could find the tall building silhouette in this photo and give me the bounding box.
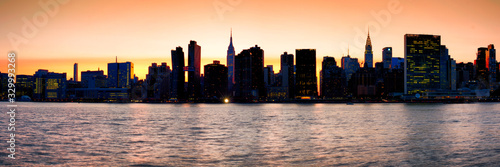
[364,30,373,68]
[280,52,294,99]
[187,40,201,100]
[227,29,235,95]
[234,45,265,101]
[204,60,228,100]
[439,45,456,90]
[341,51,360,82]
[295,49,317,99]
[486,44,496,88]
[476,47,489,89]
[404,34,441,95]
[320,56,345,98]
[144,63,171,100]
[382,47,392,69]
[171,47,185,101]
[107,62,134,88]
[264,65,274,87]
[74,63,78,82]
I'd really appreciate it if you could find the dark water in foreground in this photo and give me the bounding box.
[1,102,499,166]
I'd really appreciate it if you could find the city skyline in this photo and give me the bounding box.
[1,0,500,81]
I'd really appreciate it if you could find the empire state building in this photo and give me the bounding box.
[227,29,235,93]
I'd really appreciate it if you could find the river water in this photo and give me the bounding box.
[1,102,499,166]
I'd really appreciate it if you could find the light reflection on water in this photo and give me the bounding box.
[1,102,499,166]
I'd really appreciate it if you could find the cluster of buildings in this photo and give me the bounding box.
[1,31,499,102]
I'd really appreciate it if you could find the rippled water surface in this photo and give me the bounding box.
[1,102,500,166]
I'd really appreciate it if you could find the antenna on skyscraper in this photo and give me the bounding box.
[116,56,117,63]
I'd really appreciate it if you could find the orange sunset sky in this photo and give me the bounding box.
[1,0,499,81]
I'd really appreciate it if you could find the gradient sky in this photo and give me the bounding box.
[1,0,499,81]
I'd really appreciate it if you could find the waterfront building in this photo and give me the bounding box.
[295,49,318,99]
[204,60,228,100]
[404,34,441,95]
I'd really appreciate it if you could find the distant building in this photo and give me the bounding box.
[264,65,275,87]
[341,54,360,82]
[204,60,228,100]
[440,45,456,90]
[280,52,294,99]
[171,47,185,101]
[74,63,78,82]
[227,30,236,94]
[143,63,171,100]
[383,69,405,96]
[364,30,373,68]
[74,88,129,100]
[295,49,317,99]
[187,40,201,100]
[382,47,392,69]
[81,70,107,88]
[486,44,496,84]
[404,34,441,95]
[475,47,489,89]
[267,86,288,100]
[0,73,8,100]
[392,57,405,69]
[234,45,266,101]
[349,68,376,96]
[107,62,134,88]
[16,75,34,99]
[456,62,475,89]
[33,69,67,99]
[320,56,346,98]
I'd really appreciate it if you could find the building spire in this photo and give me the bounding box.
[115,56,117,63]
[228,28,234,50]
[366,28,372,46]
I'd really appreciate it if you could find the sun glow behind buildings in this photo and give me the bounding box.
[0,0,499,81]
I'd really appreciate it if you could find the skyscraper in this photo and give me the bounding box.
[171,47,185,101]
[234,45,265,101]
[227,29,235,94]
[74,63,78,82]
[486,44,496,86]
[382,47,392,69]
[264,65,274,87]
[280,52,294,99]
[439,45,457,90]
[404,34,441,95]
[440,45,450,90]
[107,62,134,89]
[295,49,317,99]
[320,56,345,98]
[476,47,489,89]
[187,40,201,100]
[144,63,171,100]
[341,53,360,82]
[204,60,228,100]
[364,30,373,68]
